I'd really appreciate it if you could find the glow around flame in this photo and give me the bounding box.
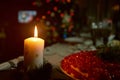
[34,26,38,37]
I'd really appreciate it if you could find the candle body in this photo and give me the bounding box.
[24,37,44,71]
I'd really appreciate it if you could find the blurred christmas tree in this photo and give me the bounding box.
[31,0,81,45]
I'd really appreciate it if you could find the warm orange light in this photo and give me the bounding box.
[34,26,38,37]
[42,16,46,19]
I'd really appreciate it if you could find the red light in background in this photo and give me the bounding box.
[62,0,65,3]
[47,10,51,15]
[36,17,40,21]
[55,0,59,2]
[60,13,64,18]
[67,0,71,3]
[46,0,50,3]
[53,6,58,12]
[32,2,36,6]
[70,12,74,16]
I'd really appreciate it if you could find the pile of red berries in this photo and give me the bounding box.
[61,51,120,80]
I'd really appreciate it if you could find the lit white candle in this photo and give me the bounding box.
[24,26,44,71]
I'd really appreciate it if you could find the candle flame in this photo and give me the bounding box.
[34,26,38,37]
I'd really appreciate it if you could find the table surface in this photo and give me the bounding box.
[0,37,96,80]
[0,39,120,80]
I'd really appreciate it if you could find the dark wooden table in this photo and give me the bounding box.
[0,61,72,80]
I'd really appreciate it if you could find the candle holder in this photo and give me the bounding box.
[15,58,52,80]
